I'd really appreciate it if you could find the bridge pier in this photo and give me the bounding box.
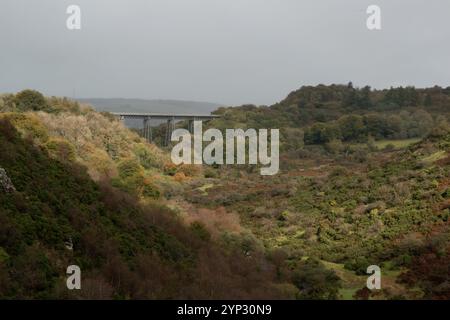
[164,117,176,146]
[188,119,195,134]
[143,116,152,143]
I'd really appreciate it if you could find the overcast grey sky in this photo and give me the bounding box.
[0,0,449,105]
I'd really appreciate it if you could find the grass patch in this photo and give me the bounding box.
[375,138,422,150]
[321,260,366,300]
[196,183,215,195]
[421,150,447,164]
[339,288,358,300]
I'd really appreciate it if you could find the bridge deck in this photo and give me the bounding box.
[112,112,220,120]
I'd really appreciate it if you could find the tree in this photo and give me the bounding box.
[283,128,304,151]
[383,86,419,107]
[338,115,366,142]
[358,86,372,108]
[14,90,48,111]
[293,260,341,300]
[429,116,450,137]
[424,94,433,107]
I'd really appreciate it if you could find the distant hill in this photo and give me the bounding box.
[76,98,223,115]
[208,84,450,149]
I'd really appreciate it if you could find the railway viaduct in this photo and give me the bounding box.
[112,112,220,146]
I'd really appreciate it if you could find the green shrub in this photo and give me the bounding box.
[344,256,370,275]
[14,90,48,112]
[133,143,160,169]
[293,260,341,300]
[0,247,10,264]
[45,138,76,162]
[189,222,211,241]
[1,113,49,142]
[117,158,143,180]
[142,178,161,199]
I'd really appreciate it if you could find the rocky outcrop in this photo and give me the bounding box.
[0,167,16,193]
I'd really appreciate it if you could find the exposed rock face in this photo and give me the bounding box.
[0,167,16,193]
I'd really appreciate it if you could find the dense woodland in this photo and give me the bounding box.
[1,85,450,299]
[209,84,450,150]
